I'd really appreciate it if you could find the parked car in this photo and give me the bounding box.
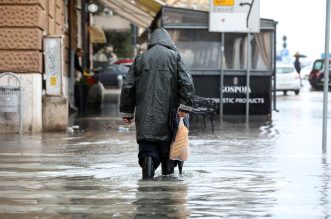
[308,59,331,90]
[275,63,301,95]
[97,64,130,87]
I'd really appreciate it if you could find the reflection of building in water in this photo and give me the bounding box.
[133,180,190,218]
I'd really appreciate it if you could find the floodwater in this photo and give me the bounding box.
[0,81,330,218]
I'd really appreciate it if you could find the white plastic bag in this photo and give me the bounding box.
[169,118,189,161]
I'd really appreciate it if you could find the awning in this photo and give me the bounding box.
[135,0,163,17]
[89,26,107,43]
[100,0,163,29]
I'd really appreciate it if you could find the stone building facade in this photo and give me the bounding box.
[0,0,81,133]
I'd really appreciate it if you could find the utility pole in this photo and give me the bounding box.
[322,0,330,153]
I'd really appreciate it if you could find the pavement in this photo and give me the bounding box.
[0,81,330,218]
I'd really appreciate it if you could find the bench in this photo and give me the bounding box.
[191,96,219,132]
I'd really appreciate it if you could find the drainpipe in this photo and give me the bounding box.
[81,0,89,70]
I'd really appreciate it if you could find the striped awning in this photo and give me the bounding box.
[100,0,163,28]
[89,25,107,43]
[135,0,163,16]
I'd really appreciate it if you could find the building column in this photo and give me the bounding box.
[0,0,45,133]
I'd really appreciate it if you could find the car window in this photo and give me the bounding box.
[105,65,117,72]
[276,67,294,73]
[117,65,129,72]
[106,65,129,71]
[314,60,331,71]
[313,61,323,71]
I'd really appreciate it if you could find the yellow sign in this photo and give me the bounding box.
[50,76,57,86]
[89,26,107,44]
[214,0,234,6]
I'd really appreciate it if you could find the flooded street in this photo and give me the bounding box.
[0,81,330,218]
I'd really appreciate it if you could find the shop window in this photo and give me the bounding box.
[251,32,272,70]
[168,29,222,70]
[223,33,247,70]
[162,7,208,27]
[224,32,272,71]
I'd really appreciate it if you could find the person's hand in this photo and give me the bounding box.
[123,117,133,124]
[177,110,187,118]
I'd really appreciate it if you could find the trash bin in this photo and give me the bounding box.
[0,73,22,134]
[0,87,20,112]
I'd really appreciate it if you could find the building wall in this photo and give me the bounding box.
[0,0,69,133]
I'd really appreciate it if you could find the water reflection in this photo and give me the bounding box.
[133,177,190,219]
[1,83,331,218]
[187,168,277,218]
[320,156,330,219]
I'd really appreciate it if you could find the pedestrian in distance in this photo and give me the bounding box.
[119,28,195,179]
[294,51,303,87]
[74,48,84,81]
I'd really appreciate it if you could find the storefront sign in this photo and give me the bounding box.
[222,75,271,115]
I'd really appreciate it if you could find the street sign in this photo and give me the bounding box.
[213,0,235,6]
[209,0,260,33]
[281,49,288,56]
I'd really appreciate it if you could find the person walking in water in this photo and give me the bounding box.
[119,28,195,179]
[294,52,303,87]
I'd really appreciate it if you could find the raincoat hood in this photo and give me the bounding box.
[148,28,177,51]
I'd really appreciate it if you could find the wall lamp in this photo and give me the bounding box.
[87,1,101,13]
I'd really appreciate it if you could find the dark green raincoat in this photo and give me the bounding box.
[120,28,195,142]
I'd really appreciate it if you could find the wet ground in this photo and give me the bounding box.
[0,81,330,218]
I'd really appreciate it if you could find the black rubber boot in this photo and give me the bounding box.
[177,161,184,174]
[142,156,154,179]
[161,159,174,175]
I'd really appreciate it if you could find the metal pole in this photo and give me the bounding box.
[246,33,251,124]
[19,81,22,135]
[273,22,279,112]
[322,0,330,153]
[69,50,77,110]
[220,33,225,121]
[81,0,88,69]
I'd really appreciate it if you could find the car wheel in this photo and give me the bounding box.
[294,90,300,95]
[309,81,317,90]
